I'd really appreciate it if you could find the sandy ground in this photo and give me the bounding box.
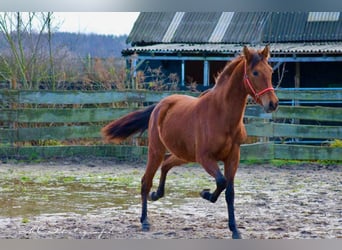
[0,158,341,239]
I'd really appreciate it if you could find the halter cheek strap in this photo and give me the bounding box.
[243,60,274,101]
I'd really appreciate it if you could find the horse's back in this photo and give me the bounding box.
[154,94,199,120]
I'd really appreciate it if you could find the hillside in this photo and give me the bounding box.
[52,32,130,58]
[0,32,129,58]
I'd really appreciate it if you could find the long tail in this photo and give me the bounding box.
[101,104,156,144]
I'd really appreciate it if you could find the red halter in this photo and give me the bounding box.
[243,60,274,102]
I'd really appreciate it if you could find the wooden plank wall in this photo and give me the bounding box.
[0,89,341,161]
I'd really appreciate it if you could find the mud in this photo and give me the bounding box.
[0,158,341,239]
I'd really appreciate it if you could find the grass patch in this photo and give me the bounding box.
[330,139,342,148]
[240,159,272,165]
[21,218,30,224]
[20,176,33,183]
[269,159,304,167]
[241,158,341,167]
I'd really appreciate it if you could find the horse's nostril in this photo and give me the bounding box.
[269,100,278,111]
[269,101,274,109]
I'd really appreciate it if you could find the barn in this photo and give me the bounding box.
[122,12,342,91]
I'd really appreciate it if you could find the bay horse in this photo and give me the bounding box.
[102,45,278,239]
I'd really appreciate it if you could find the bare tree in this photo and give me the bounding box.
[0,12,56,89]
[46,12,56,90]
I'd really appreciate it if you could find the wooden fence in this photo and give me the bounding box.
[0,88,341,161]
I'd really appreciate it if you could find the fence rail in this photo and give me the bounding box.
[1,88,341,161]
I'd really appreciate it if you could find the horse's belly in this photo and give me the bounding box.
[159,114,197,161]
[160,127,196,162]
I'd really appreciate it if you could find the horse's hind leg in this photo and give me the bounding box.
[140,121,167,231]
[150,154,187,201]
[140,149,164,231]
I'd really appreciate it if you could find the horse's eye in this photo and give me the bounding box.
[252,71,259,76]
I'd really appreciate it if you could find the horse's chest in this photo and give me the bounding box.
[215,126,247,158]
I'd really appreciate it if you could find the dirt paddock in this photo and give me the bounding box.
[0,158,341,239]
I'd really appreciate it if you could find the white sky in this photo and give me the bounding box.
[53,12,139,35]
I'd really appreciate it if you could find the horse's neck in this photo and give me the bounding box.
[210,63,248,125]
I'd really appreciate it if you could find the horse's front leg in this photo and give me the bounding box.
[199,160,227,203]
[224,146,242,239]
[225,180,241,239]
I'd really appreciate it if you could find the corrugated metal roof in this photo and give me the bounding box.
[171,12,222,43]
[123,42,342,55]
[127,12,175,45]
[308,12,340,22]
[263,12,307,42]
[263,12,342,42]
[127,12,342,45]
[209,12,234,43]
[223,12,270,44]
[162,12,185,42]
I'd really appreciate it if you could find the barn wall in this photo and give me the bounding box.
[135,58,342,90]
[273,61,342,88]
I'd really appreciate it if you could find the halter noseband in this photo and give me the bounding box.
[243,59,274,102]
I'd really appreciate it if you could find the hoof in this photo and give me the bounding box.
[232,230,242,239]
[149,191,159,201]
[200,189,211,200]
[141,219,150,231]
[200,189,217,203]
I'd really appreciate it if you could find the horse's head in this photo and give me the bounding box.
[242,45,279,113]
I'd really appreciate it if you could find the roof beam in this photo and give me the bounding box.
[126,55,342,62]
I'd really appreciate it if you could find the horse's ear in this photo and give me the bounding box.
[261,45,270,59]
[243,46,251,61]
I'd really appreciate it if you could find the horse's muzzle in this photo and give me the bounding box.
[264,100,279,113]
